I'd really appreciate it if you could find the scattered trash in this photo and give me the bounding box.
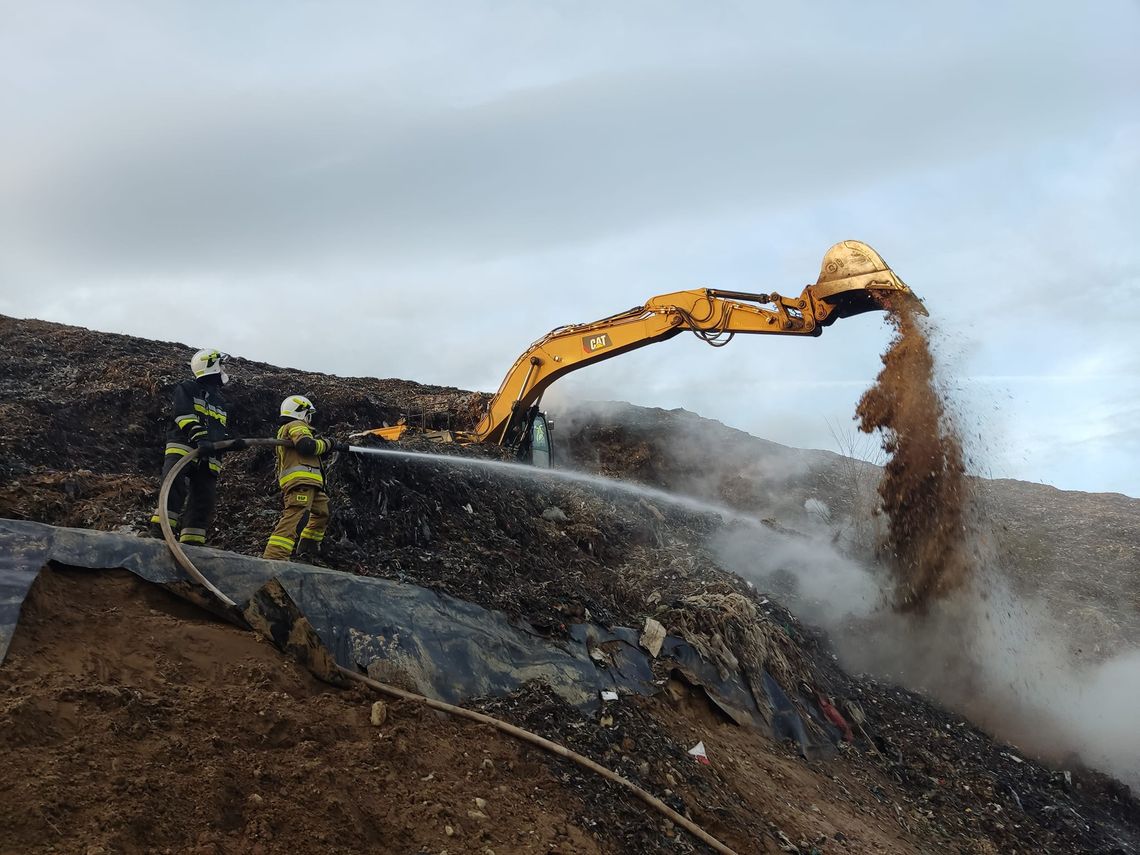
[369,700,388,727]
[687,741,710,766]
[600,690,619,702]
[815,693,854,742]
[639,617,666,658]
[774,828,799,852]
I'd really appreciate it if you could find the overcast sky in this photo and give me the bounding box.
[2,2,1137,496]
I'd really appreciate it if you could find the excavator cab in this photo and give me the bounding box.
[509,404,553,467]
[529,413,552,469]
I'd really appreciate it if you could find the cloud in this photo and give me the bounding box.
[3,3,1137,278]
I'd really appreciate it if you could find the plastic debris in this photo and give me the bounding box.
[687,741,710,765]
[639,617,666,657]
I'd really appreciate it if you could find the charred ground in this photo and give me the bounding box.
[2,314,1138,855]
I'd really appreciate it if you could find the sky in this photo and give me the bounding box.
[1,1,1137,496]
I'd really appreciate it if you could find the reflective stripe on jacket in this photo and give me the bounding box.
[167,379,229,443]
[163,441,222,473]
[275,419,331,490]
[164,378,229,472]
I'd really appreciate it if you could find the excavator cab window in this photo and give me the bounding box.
[530,413,552,469]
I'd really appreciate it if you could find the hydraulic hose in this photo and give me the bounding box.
[157,437,741,855]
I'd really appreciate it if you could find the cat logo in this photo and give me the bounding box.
[582,333,613,353]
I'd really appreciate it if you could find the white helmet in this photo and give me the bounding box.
[190,348,230,385]
[280,394,316,423]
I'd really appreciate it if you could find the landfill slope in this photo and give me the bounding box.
[0,567,606,855]
[2,313,1139,855]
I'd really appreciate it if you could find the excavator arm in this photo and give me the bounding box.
[468,240,919,446]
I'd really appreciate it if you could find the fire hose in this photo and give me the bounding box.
[158,437,741,855]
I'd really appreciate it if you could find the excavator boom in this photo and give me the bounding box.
[467,240,919,446]
[361,240,919,455]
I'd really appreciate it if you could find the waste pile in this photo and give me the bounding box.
[2,314,1138,854]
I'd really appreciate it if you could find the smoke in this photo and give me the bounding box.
[713,517,881,628]
[712,518,1140,787]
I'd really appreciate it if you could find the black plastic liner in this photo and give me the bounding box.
[0,518,833,756]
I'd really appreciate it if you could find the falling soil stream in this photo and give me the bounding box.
[856,298,971,613]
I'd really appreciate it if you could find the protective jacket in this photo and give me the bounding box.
[151,375,230,544]
[164,378,230,474]
[275,418,334,490]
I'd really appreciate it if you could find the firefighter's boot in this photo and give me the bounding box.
[295,539,321,564]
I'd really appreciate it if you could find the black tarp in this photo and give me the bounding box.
[0,519,831,753]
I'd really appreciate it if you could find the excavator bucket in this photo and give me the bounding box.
[811,240,925,319]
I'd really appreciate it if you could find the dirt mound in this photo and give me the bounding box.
[0,567,607,855]
[855,299,971,613]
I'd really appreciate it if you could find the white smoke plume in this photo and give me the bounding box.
[712,504,1140,789]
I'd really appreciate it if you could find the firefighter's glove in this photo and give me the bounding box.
[195,440,215,458]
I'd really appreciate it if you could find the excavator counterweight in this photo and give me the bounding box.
[361,240,920,462]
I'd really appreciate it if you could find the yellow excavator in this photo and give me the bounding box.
[366,240,919,466]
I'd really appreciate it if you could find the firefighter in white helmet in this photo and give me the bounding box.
[263,395,347,562]
[149,348,242,544]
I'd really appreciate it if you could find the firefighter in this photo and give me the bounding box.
[149,349,242,544]
[263,395,347,562]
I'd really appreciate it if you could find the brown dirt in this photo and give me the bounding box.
[0,566,608,855]
[855,299,971,613]
[0,565,966,855]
